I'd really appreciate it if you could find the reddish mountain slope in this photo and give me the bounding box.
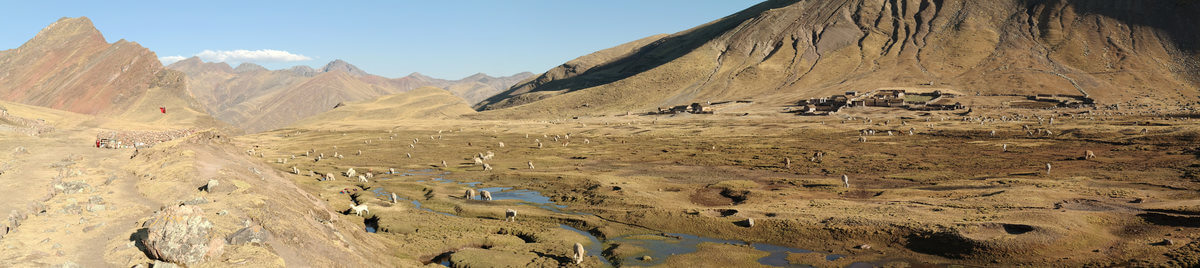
[0,17,164,115]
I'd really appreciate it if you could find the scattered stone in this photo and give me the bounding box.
[181,197,209,206]
[217,210,228,216]
[226,225,269,246]
[641,256,653,261]
[53,181,91,194]
[1161,239,1174,246]
[204,180,218,192]
[139,205,224,265]
[152,260,179,268]
[61,199,82,215]
[857,244,871,250]
[82,223,105,233]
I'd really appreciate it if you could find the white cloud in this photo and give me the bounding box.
[195,49,312,63]
[159,55,187,65]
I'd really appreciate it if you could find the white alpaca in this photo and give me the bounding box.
[573,243,585,264]
[473,157,484,165]
[1085,150,1096,159]
[1046,163,1052,174]
[505,209,516,222]
[326,173,336,181]
[483,163,493,171]
[842,175,850,188]
[365,172,374,179]
[499,142,505,148]
[292,166,300,174]
[465,189,478,200]
[350,204,369,216]
[528,161,535,170]
[480,190,493,201]
[389,168,396,174]
[747,218,755,227]
[584,139,590,144]
[346,168,357,178]
[358,175,368,183]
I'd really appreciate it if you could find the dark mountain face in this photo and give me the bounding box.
[477,0,1200,116]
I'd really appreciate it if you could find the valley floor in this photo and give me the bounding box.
[2,105,1199,267]
[243,106,1200,267]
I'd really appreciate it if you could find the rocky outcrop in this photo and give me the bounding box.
[138,205,224,265]
[226,225,269,246]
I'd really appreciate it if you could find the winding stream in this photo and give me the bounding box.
[378,169,847,267]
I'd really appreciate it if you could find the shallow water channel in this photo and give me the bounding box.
[373,170,846,267]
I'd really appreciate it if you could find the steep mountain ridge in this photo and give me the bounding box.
[477,0,1200,117]
[0,17,162,115]
[0,17,222,129]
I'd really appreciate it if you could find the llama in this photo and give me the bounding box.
[480,190,493,201]
[1085,150,1096,159]
[465,189,478,200]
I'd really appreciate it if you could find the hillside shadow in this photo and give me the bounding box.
[478,0,804,110]
[1026,0,1199,52]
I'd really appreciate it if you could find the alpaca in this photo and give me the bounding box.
[350,204,369,216]
[465,189,478,200]
[505,209,516,222]
[480,190,493,201]
[573,243,585,264]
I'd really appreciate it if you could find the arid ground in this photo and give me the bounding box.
[225,104,1200,267]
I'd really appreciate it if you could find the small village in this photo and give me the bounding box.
[793,89,1095,115]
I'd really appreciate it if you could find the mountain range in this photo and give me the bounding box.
[169,58,530,132]
[477,0,1200,117]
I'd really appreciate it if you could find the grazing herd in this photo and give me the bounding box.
[260,121,1116,265]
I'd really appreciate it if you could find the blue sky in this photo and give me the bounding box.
[0,0,762,79]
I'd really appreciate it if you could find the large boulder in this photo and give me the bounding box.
[139,205,224,265]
